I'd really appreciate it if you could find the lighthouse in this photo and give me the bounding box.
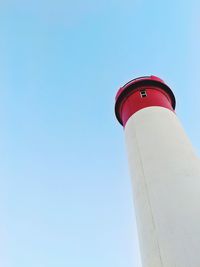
[115,76,200,267]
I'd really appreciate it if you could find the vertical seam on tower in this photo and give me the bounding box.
[133,125,164,267]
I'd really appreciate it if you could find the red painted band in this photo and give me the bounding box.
[115,76,176,127]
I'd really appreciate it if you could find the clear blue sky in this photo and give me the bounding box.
[0,0,200,266]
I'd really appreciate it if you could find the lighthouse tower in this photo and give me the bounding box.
[115,76,200,267]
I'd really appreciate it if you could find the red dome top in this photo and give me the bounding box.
[115,75,176,126]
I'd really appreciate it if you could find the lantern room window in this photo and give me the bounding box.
[140,90,147,98]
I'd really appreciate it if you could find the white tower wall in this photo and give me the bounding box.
[125,106,200,267]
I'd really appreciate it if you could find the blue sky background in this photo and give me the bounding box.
[0,0,200,266]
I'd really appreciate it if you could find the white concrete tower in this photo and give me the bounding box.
[115,76,200,267]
